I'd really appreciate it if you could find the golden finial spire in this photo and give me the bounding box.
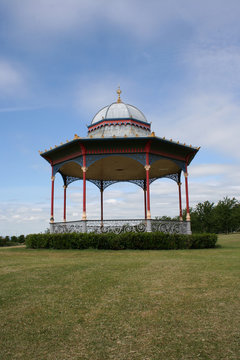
[116,86,122,103]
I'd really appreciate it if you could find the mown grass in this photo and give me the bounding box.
[0,234,239,360]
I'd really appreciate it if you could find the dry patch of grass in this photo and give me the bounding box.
[0,235,239,360]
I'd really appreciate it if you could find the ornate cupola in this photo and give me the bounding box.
[87,88,151,138]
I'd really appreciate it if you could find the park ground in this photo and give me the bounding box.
[0,234,239,360]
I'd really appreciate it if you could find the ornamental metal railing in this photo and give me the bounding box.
[50,219,191,235]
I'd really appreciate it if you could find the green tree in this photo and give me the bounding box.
[213,197,240,233]
[194,201,215,233]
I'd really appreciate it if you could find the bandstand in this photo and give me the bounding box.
[40,89,199,234]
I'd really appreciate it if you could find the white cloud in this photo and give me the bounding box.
[74,74,136,120]
[0,60,27,98]
[190,164,239,178]
[151,92,240,159]
[185,45,240,92]
[3,0,240,44]
[4,0,100,34]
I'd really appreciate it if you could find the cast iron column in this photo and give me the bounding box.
[144,180,147,220]
[50,166,55,223]
[81,166,87,221]
[178,182,183,221]
[184,172,190,221]
[100,181,103,226]
[63,185,67,222]
[145,152,151,220]
[184,163,192,234]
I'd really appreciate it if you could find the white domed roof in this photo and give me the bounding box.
[88,89,151,138]
[92,101,148,124]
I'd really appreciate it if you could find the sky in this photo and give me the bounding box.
[1,0,240,235]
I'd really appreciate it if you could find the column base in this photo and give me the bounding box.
[49,222,54,234]
[146,219,151,232]
[186,213,191,221]
[179,216,183,222]
[82,212,87,221]
[82,220,87,233]
[186,221,192,235]
[50,217,54,223]
[147,210,151,220]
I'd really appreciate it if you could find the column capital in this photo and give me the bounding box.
[63,185,67,189]
[51,176,55,181]
[81,166,88,173]
[178,182,182,186]
[184,172,188,178]
[145,164,151,171]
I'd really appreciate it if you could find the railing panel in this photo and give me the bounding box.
[50,219,190,234]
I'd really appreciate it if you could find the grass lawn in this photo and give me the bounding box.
[0,234,239,360]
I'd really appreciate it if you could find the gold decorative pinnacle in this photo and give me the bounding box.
[170,139,172,142]
[74,134,80,139]
[177,141,179,144]
[60,142,63,145]
[55,145,57,148]
[151,132,155,137]
[50,147,52,150]
[45,149,47,152]
[117,86,122,103]
[66,140,69,143]
[163,136,165,140]
[197,146,201,150]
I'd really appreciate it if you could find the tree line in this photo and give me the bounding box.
[159,197,240,234]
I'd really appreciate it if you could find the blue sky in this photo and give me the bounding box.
[1,0,240,235]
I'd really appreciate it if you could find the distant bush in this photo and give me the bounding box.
[25,232,217,250]
[0,235,25,247]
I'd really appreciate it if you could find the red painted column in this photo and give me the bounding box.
[178,182,183,221]
[144,180,147,220]
[82,167,87,220]
[50,166,55,223]
[80,144,87,221]
[145,152,151,220]
[63,185,67,222]
[100,181,103,225]
[184,165,191,221]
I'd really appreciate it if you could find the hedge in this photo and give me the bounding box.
[25,232,217,250]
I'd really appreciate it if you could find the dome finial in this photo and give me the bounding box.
[116,86,122,103]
